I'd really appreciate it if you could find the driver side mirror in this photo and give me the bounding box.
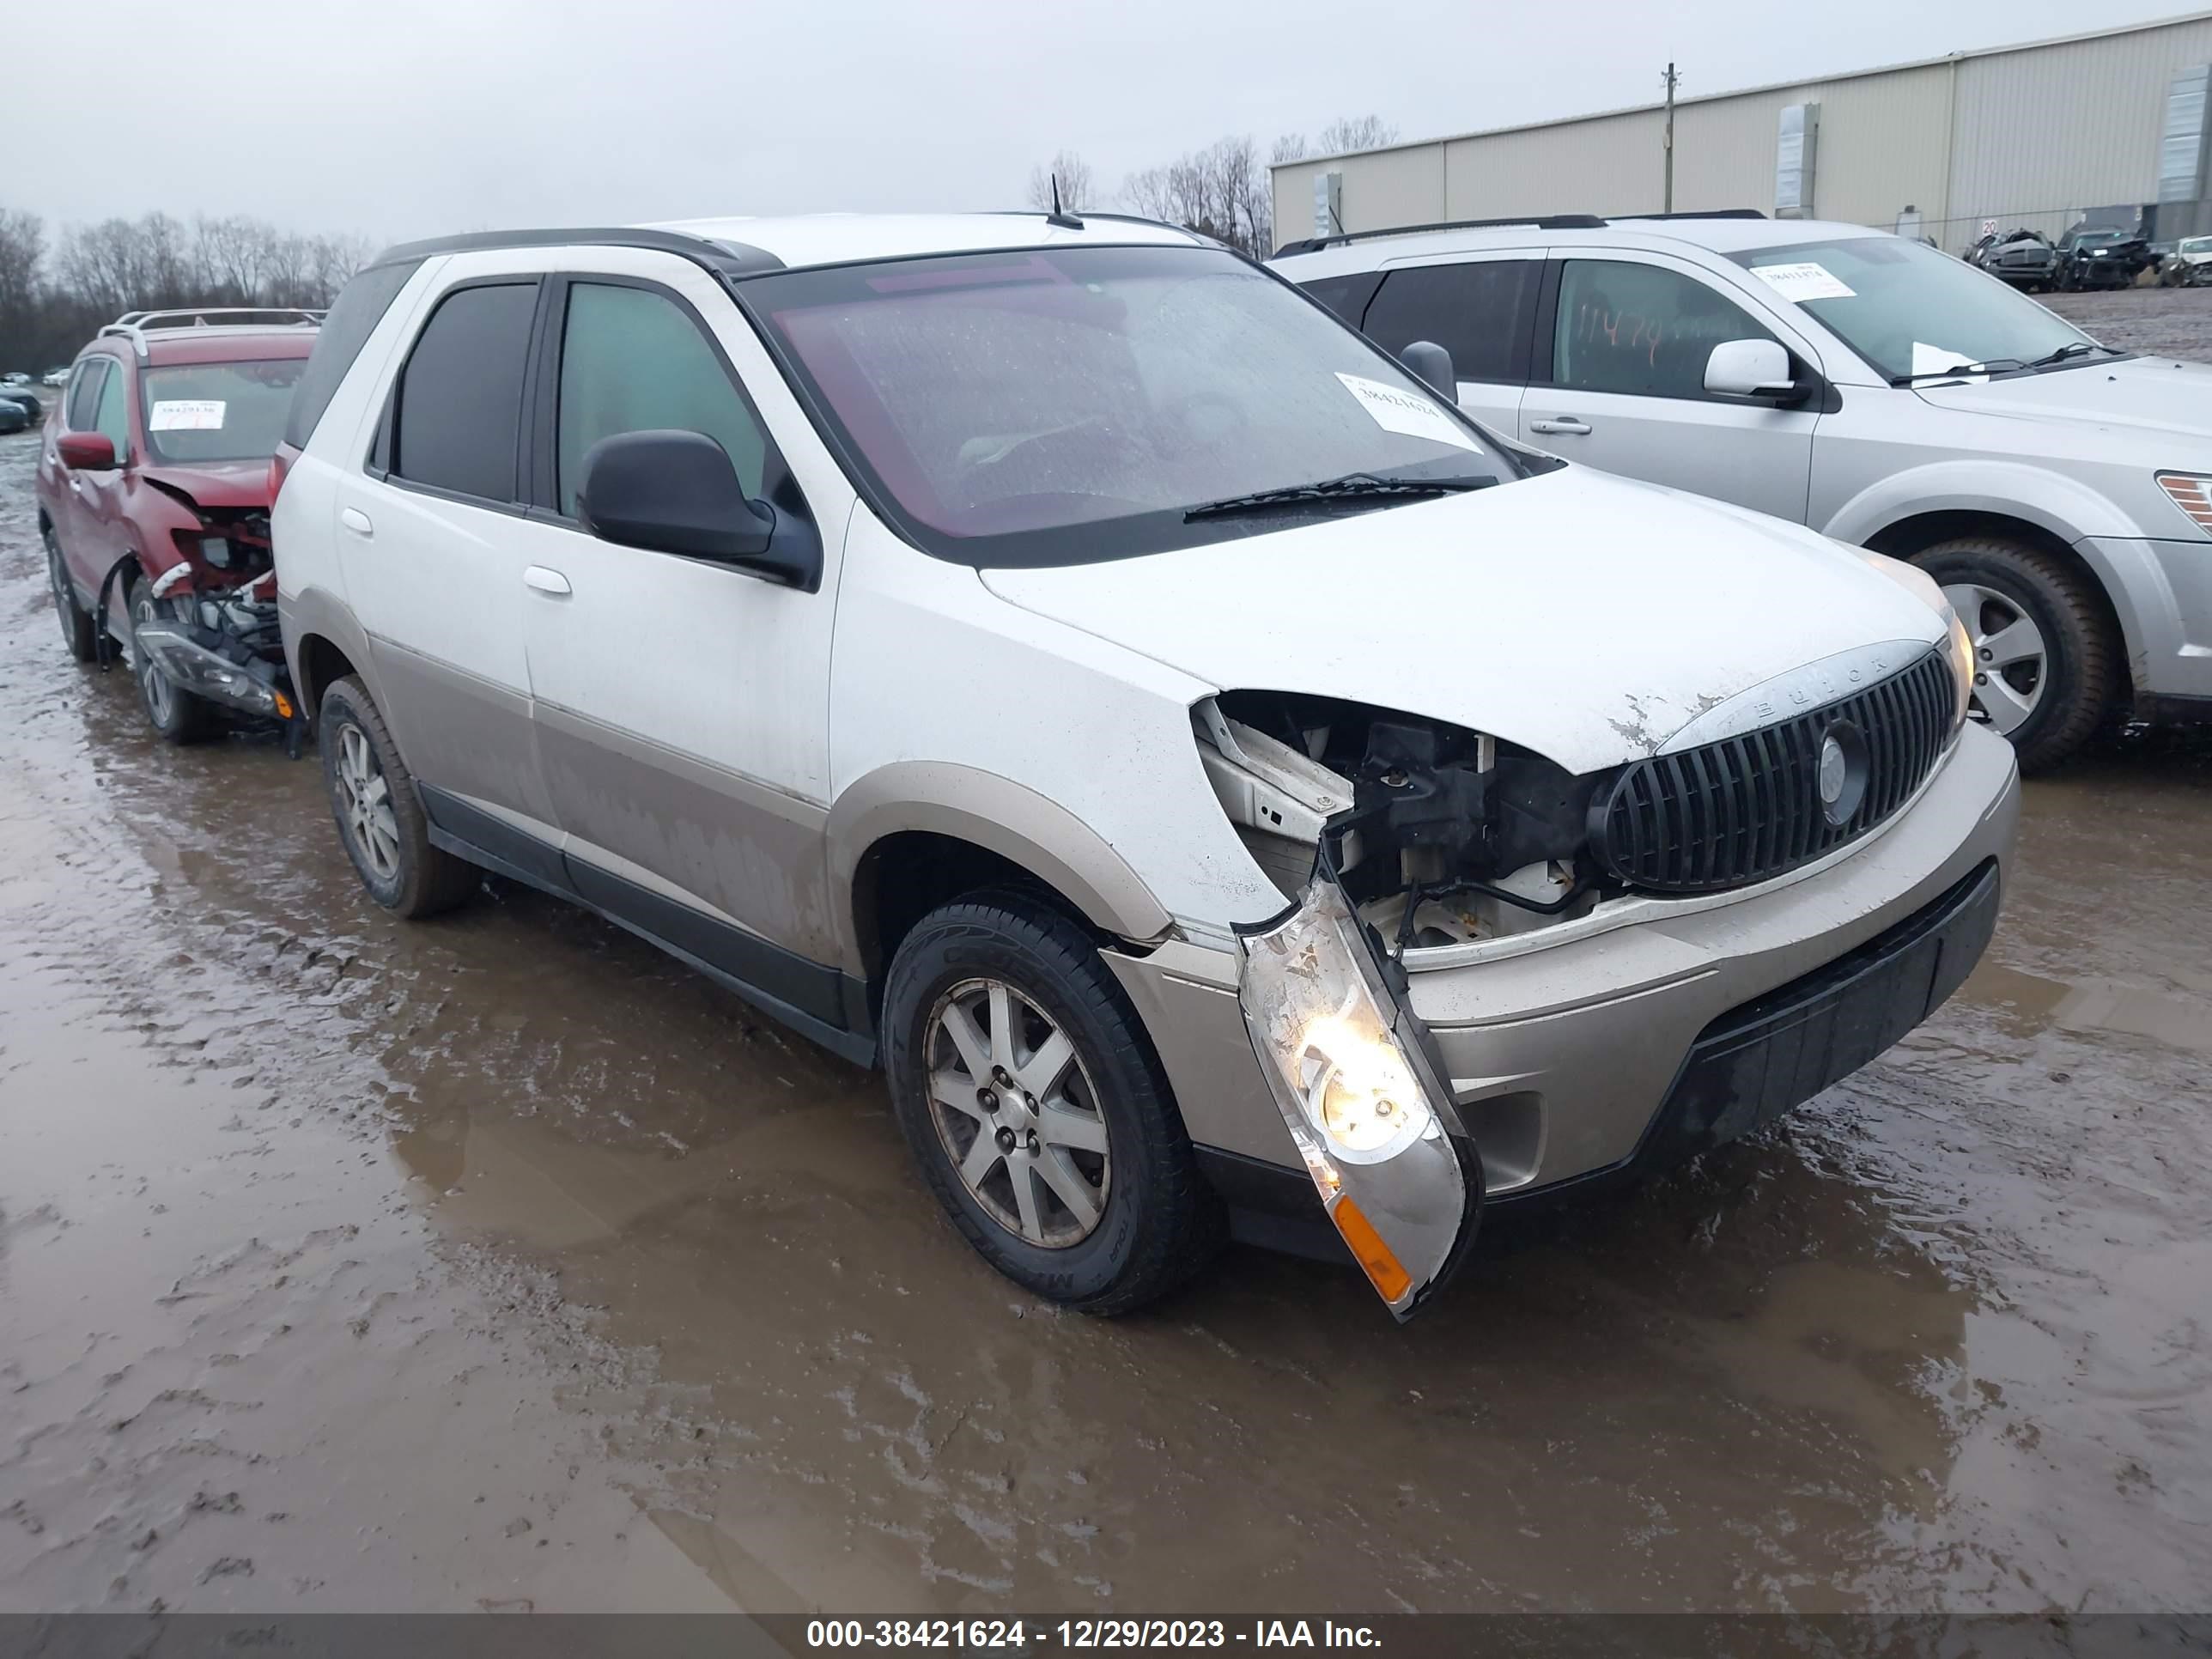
[1397,339,1457,401]
[58,431,116,471]
[578,429,820,590]
[1704,338,1802,404]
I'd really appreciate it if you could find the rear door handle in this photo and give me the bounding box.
[524,565,572,596]
[1528,416,1592,435]
[340,507,374,538]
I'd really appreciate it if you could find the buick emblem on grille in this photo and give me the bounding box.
[1818,734,1848,805]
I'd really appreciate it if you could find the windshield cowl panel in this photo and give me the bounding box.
[1733,238,2112,387]
[743,244,1519,568]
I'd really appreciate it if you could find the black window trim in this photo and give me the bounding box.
[367,274,546,518]
[1540,252,1833,409]
[519,269,811,546]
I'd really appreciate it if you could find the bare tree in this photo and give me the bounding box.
[1315,114,1399,155]
[1026,151,1096,213]
[1119,135,1273,255]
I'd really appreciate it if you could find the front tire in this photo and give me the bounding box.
[882,890,1221,1314]
[130,576,213,744]
[1912,536,2118,772]
[317,675,478,918]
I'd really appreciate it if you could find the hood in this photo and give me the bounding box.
[135,459,272,511]
[979,467,1944,775]
[1914,356,2212,443]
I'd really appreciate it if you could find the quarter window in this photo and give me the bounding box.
[1362,260,1540,385]
[92,361,131,459]
[390,281,538,502]
[1553,260,1778,400]
[556,283,767,517]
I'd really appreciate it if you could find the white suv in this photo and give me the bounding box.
[1273,213,2212,769]
[275,213,2016,1320]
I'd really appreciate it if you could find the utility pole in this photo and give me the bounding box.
[1662,62,1679,213]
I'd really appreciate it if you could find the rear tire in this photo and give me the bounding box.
[129,575,214,744]
[882,890,1222,1315]
[317,675,478,918]
[46,524,95,662]
[1912,536,2118,773]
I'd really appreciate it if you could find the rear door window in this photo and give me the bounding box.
[389,281,538,503]
[1362,259,1541,384]
[1553,259,1778,400]
[554,281,768,517]
[1297,270,1384,327]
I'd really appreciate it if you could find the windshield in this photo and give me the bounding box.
[1732,238,2102,383]
[744,245,1516,567]
[138,359,305,464]
[2183,238,2212,257]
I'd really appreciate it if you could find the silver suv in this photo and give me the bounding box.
[274,214,2014,1320]
[1274,213,2212,769]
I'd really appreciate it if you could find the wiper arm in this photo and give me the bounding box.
[1184,471,1497,522]
[2026,341,2118,368]
[1889,358,2029,386]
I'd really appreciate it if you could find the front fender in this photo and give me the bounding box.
[825,760,1175,976]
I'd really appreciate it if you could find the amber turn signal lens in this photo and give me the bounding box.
[273,690,295,720]
[1329,1194,1413,1305]
[2156,472,2212,532]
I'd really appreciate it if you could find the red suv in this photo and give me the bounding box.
[38,309,319,742]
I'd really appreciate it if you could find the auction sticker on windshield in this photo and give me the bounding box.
[1751,262,1856,303]
[1334,372,1480,453]
[149,400,227,431]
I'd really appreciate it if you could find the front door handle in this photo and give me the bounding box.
[340,507,374,538]
[524,565,572,596]
[1528,416,1592,435]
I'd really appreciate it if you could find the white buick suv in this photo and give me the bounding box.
[273,211,2018,1320]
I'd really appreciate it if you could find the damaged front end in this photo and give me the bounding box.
[1209,693,1605,1319]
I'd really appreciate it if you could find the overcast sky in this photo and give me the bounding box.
[8,0,2197,246]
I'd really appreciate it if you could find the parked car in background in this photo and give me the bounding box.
[0,397,27,436]
[2057,225,2152,290]
[1966,228,2059,291]
[38,308,318,744]
[273,212,2014,1321]
[2160,235,2212,286]
[1274,212,2212,769]
[3,371,31,386]
[0,385,45,426]
[42,367,70,387]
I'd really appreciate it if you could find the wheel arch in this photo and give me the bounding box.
[829,763,1175,991]
[278,586,379,729]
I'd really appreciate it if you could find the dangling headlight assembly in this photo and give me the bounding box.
[1236,850,1479,1320]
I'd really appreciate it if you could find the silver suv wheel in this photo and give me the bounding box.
[923,976,1110,1248]
[335,722,402,883]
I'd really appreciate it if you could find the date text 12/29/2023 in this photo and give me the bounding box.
[805,1621,1384,1649]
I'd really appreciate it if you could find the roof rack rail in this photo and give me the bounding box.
[96,307,325,356]
[1613,208,1768,221]
[1272,206,1769,257]
[1273,214,1606,258]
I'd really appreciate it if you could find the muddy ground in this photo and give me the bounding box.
[3,298,2209,1615]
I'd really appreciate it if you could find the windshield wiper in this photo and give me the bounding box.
[1889,358,2028,386]
[1183,471,1497,522]
[2026,341,2119,369]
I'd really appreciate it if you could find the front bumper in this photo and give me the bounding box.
[1110,722,2018,1216]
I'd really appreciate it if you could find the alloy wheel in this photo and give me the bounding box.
[923,976,1110,1249]
[46,534,74,647]
[131,592,179,728]
[1943,581,2048,736]
[335,721,403,883]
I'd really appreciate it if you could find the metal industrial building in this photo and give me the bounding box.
[1270,10,2212,253]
